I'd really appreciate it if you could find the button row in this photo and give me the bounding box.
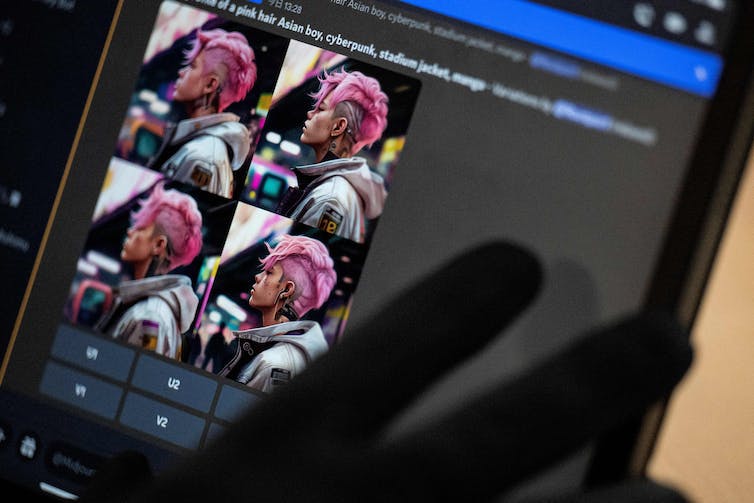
[42,325,264,449]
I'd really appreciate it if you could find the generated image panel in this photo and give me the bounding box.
[63,159,236,362]
[189,202,366,393]
[114,0,290,199]
[242,39,421,244]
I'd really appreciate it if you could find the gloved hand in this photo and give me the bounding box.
[81,241,692,502]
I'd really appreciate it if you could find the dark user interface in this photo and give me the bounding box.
[0,0,735,499]
[0,0,120,364]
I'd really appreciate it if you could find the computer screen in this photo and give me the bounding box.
[0,0,748,499]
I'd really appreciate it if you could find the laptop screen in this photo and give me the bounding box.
[0,0,742,499]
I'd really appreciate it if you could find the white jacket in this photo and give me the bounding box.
[290,157,387,243]
[227,321,328,393]
[158,113,250,198]
[102,275,198,360]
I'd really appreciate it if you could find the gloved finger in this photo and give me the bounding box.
[262,240,542,438]
[79,450,153,502]
[542,478,690,503]
[100,241,542,503]
[377,311,692,502]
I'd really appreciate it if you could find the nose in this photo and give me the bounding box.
[254,272,262,283]
[306,109,315,119]
[178,66,188,77]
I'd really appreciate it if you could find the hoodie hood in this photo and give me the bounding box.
[233,320,328,363]
[118,275,198,333]
[171,113,250,171]
[294,157,387,219]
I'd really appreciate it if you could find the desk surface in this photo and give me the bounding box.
[648,152,754,501]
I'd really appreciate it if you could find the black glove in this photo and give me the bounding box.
[81,241,692,502]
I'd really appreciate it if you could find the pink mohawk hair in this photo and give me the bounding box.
[311,69,389,155]
[259,235,336,317]
[183,29,257,112]
[130,183,203,270]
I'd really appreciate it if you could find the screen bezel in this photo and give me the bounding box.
[585,0,754,485]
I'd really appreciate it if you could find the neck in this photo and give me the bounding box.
[134,255,168,280]
[133,261,149,280]
[313,144,330,163]
[260,307,290,327]
[189,106,217,119]
[186,98,217,119]
[314,136,351,162]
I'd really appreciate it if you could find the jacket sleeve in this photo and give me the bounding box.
[166,137,233,198]
[294,178,363,242]
[241,348,297,394]
[245,363,276,394]
[112,298,180,359]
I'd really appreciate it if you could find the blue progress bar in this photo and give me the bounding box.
[400,0,722,97]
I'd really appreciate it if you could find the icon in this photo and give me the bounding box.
[695,20,716,45]
[695,66,709,82]
[664,11,688,34]
[18,433,38,460]
[706,0,726,11]
[0,422,9,448]
[9,190,21,208]
[633,3,656,28]
[74,383,87,398]
[0,19,13,37]
[85,345,99,360]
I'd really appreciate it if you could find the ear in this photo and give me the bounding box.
[203,74,220,95]
[282,280,296,299]
[331,117,349,137]
[152,235,169,256]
